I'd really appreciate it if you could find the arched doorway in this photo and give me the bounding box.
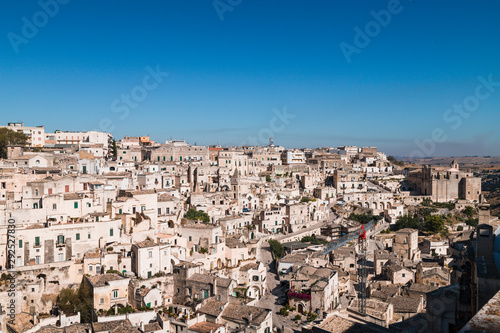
[297,303,304,314]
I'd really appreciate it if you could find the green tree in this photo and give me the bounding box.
[184,209,210,222]
[425,215,446,234]
[395,214,423,231]
[349,213,381,224]
[300,235,328,245]
[465,217,479,228]
[266,175,272,182]
[463,206,476,218]
[268,239,284,259]
[279,307,289,316]
[387,155,405,167]
[0,128,29,159]
[111,139,118,160]
[58,283,94,323]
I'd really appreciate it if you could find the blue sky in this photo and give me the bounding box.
[1,0,499,157]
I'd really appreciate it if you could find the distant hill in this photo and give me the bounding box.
[398,156,500,170]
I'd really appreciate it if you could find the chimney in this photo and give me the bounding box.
[213,277,218,297]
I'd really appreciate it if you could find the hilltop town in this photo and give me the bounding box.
[0,122,499,333]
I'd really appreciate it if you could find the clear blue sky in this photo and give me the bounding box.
[1,0,499,157]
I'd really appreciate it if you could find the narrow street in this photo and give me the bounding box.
[256,244,303,333]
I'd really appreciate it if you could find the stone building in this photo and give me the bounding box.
[406,161,481,202]
[393,228,420,262]
[83,273,131,312]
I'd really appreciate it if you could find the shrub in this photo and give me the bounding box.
[184,209,210,222]
[279,307,289,316]
[268,240,284,259]
[294,314,302,321]
[307,313,318,321]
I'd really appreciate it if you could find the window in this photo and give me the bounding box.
[88,265,93,272]
[100,298,104,304]
[58,253,64,262]
[88,233,91,239]
[189,236,192,242]
[76,233,80,240]
[19,240,22,248]
[252,275,259,281]
[35,237,40,247]
[52,204,57,210]
[1,182,5,189]
[74,202,78,209]
[35,189,38,196]
[402,273,406,278]
[112,289,119,299]
[148,251,153,258]
[35,256,41,265]
[65,185,69,192]
[57,235,65,245]
[110,228,114,237]
[148,271,152,278]
[96,265,101,274]
[119,208,122,214]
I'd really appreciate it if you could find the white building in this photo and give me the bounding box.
[283,150,306,164]
[0,122,45,147]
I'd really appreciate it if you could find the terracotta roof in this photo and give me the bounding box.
[84,251,102,259]
[6,312,36,333]
[93,319,132,333]
[225,237,246,249]
[188,322,225,333]
[240,262,260,272]
[387,295,421,313]
[221,304,270,326]
[135,238,157,248]
[317,315,390,333]
[87,273,126,287]
[110,326,141,333]
[408,283,439,294]
[198,299,226,317]
[142,323,162,333]
[35,324,91,333]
